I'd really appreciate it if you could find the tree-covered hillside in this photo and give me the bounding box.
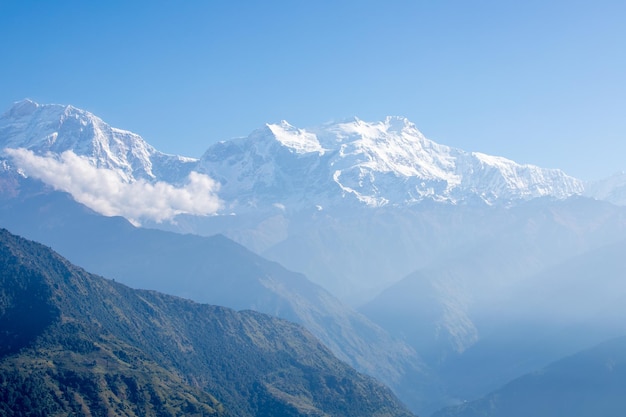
[0,228,414,417]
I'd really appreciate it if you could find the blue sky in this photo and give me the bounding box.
[1,1,624,180]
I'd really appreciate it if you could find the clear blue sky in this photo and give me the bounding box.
[1,0,624,180]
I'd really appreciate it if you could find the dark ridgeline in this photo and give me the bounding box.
[0,228,414,417]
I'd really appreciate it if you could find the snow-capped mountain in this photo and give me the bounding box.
[1,100,587,215]
[4,100,626,416]
[0,99,196,182]
[584,171,626,206]
[196,116,584,211]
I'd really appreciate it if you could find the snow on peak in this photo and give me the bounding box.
[584,171,626,205]
[0,100,217,224]
[266,121,325,155]
[4,99,39,118]
[0,100,197,183]
[384,115,415,132]
[197,116,585,211]
[472,152,517,168]
[315,116,458,180]
[0,101,591,215]
[1,100,153,180]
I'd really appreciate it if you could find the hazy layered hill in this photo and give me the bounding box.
[433,335,626,417]
[0,227,415,417]
[361,197,626,358]
[361,202,626,407]
[254,194,626,303]
[0,174,436,415]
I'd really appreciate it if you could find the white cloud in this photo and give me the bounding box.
[6,148,222,224]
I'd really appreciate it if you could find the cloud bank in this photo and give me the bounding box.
[6,148,222,224]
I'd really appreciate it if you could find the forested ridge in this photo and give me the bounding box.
[0,228,414,417]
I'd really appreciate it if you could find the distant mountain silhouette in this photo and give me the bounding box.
[433,335,626,417]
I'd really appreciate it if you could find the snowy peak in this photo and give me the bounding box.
[326,116,419,137]
[0,100,196,182]
[266,120,325,155]
[463,152,583,201]
[3,98,39,118]
[316,116,457,179]
[584,171,626,205]
[320,117,582,202]
[197,116,585,210]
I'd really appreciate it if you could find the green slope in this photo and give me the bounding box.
[0,178,431,415]
[0,228,414,417]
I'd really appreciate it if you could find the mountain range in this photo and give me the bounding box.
[194,116,584,210]
[2,100,599,211]
[2,99,626,416]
